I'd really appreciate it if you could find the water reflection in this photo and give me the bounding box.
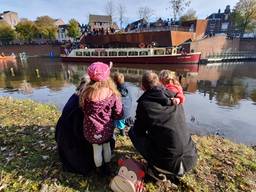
[196,63,256,107]
[1,58,255,108]
[0,58,255,145]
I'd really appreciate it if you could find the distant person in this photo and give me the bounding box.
[128,70,197,180]
[113,72,134,136]
[159,70,185,105]
[80,62,123,176]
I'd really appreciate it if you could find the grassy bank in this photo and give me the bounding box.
[0,97,255,192]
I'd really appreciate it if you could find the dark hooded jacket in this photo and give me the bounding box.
[133,86,197,174]
[55,94,95,175]
[55,94,116,175]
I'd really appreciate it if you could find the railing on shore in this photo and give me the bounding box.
[204,52,256,63]
[125,26,192,33]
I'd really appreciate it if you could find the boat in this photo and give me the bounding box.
[61,47,201,64]
[0,54,16,61]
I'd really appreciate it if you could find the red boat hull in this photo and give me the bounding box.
[61,53,201,64]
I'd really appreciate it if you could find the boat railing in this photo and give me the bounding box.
[69,46,198,57]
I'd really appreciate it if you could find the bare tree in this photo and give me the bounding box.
[105,0,114,20]
[118,3,126,29]
[138,6,154,21]
[180,9,197,22]
[169,0,191,21]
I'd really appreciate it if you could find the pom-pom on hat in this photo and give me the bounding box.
[87,62,110,81]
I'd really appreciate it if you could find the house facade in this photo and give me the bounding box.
[0,11,20,28]
[57,24,70,42]
[206,5,232,35]
[88,14,112,31]
[54,19,65,27]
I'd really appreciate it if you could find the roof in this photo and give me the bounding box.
[207,13,223,20]
[0,11,17,16]
[89,15,112,23]
[58,24,68,29]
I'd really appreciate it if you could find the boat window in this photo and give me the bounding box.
[166,48,172,54]
[83,51,90,56]
[118,51,127,56]
[154,49,165,55]
[100,51,108,56]
[109,51,117,56]
[76,51,83,56]
[91,51,99,56]
[128,51,138,56]
[139,51,148,55]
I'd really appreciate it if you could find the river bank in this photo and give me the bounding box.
[0,97,255,191]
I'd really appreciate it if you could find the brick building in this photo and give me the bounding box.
[206,5,232,35]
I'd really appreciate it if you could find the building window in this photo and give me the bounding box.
[221,23,228,31]
[225,14,228,21]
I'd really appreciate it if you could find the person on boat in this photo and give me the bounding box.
[113,72,134,136]
[80,62,123,176]
[128,70,197,180]
[159,70,185,105]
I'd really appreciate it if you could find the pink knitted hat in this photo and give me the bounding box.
[87,62,110,81]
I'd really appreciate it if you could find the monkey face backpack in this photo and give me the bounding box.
[110,158,145,192]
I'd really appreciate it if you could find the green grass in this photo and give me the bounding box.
[0,97,256,192]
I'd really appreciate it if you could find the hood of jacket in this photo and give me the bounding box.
[138,85,175,106]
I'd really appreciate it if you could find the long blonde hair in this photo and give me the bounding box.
[79,77,120,107]
[159,70,181,87]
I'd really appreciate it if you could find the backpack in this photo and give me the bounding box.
[110,158,145,192]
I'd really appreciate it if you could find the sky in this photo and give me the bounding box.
[0,0,238,25]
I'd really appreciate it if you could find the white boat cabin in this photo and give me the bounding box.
[68,47,179,57]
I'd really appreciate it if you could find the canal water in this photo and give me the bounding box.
[0,58,255,146]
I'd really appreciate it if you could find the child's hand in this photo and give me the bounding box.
[172,98,181,105]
